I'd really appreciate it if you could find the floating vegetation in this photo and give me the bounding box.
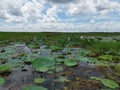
[32,57,55,72]
[91,77,120,89]
[58,76,70,82]
[34,78,45,84]
[0,78,5,86]
[0,32,120,89]
[64,59,78,67]
[0,65,13,74]
[98,55,113,61]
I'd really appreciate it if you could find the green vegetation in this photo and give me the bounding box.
[91,77,120,89]
[32,57,55,72]
[58,76,70,82]
[98,55,113,61]
[0,65,13,74]
[34,78,45,84]
[23,86,48,90]
[0,78,5,86]
[0,32,120,89]
[89,41,120,55]
[64,59,78,67]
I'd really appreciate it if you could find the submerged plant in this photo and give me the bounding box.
[23,86,48,90]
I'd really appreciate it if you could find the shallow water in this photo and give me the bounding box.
[0,43,120,90]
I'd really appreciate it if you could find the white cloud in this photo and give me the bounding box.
[68,0,120,15]
[41,5,58,23]
[0,0,120,32]
[90,19,96,23]
[46,0,77,4]
[68,0,96,15]
[41,15,57,23]
[21,0,43,23]
[1,22,120,32]
[0,0,45,23]
[46,5,57,17]
[0,0,26,22]
[0,24,24,32]
[22,21,120,32]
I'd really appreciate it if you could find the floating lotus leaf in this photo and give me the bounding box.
[64,59,78,67]
[32,57,55,72]
[0,78,5,86]
[34,78,45,83]
[91,77,120,89]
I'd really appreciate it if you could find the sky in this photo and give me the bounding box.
[0,0,120,32]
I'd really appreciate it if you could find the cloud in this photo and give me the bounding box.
[1,22,120,32]
[68,0,120,15]
[46,5,57,17]
[90,19,96,23]
[0,0,120,32]
[0,0,25,22]
[1,0,120,22]
[41,15,57,23]
[68,1,96,15]
[46,0,77,4]
[21,0,44,23]
[0,0,45,23]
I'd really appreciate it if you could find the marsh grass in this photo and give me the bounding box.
[89,41,120,55]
